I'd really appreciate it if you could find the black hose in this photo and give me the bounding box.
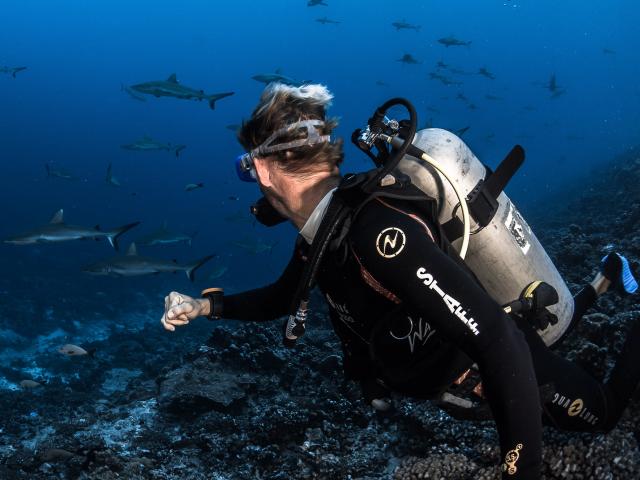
[362,97,418,192]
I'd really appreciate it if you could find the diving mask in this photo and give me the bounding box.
[234,119,331,182]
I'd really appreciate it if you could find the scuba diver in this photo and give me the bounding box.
[160,83,639,479]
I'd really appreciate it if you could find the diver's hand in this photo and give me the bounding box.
[161,291,210,331]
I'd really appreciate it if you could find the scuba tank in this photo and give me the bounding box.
[396,128,574,346]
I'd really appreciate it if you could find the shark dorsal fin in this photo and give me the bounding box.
[126,243,138,256]
[167,73,178,84]
[50,209,64,224]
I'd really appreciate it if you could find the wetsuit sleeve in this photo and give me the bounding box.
[350,199,542,479]
[222,244,305,322]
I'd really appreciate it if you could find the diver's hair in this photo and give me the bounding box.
[238,83,344,178]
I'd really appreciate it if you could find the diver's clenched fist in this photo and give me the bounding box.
[160,291,209,331]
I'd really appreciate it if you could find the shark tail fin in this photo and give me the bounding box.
[175,145,186,158]
[107,221,141,251]
[208,92,234,110]
[185,254,216,282]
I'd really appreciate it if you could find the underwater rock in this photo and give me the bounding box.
[157,357,254,414]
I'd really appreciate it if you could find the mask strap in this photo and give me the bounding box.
[251,119,330,158]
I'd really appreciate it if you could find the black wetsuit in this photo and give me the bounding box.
[221,195,640,480]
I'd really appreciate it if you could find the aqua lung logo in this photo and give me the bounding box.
[325,293,355,324]
[389,315,436,353]
[551,393,599,426]
[376,227,406,258]
[416,268,480,336]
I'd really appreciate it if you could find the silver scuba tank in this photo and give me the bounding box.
[397,128,574,346]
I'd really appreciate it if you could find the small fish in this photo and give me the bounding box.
[228,195,240,201]
[307,0,328,6]
[602,48,616,55]
[375,80,388,87]
[58,344,95,357]
[20,380,42,389]
[436,60,448,69]
[185,182,204,192]
[316,16,340,25]
[397,53,421,65]
[484,94,502,101]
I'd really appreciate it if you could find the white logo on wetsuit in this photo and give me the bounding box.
[416,268,480,336]
[325,293,355,324]
[376,227,406,258]
[389,315,436,353]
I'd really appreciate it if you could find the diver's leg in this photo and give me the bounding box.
[552,252,637,346]
[551,285,597,346]
[513,314,640,432]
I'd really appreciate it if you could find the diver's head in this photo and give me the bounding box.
[236,83,343,226]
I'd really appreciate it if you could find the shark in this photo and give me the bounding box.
[82,243,214,281]
[185,182,204,192]
[454,126,470,137]
[438,36,472,47]
[252,70,308,87]
[397,54,421,65]
[0,66,27,78]
[392,20,421,31]
[129,74,234,110]
[4,209,140,251]
[121,135,186,158]
[45,163,77,180]
[231,237,278,255]
[544,73,567,98]
[136,222,194,247]
[477,67,495,80]
[105,162,121,187]
[316,16,340,25]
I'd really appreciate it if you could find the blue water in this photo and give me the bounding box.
[1,0,639,300]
